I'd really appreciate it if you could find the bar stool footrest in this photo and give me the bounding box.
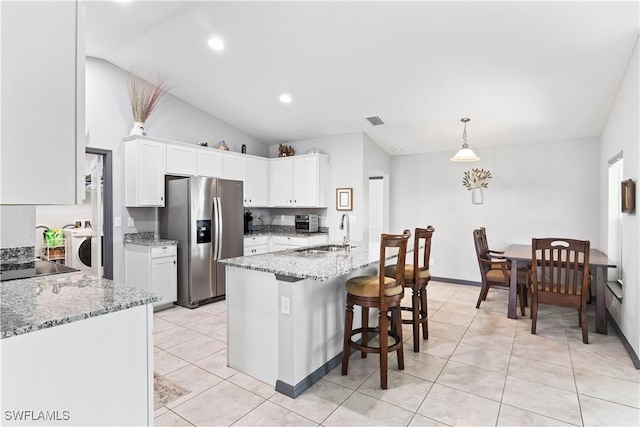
[347,327,402,354]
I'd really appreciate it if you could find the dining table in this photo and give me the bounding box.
[502,244,616,335]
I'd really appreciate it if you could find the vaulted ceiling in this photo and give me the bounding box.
[86,1,639,155]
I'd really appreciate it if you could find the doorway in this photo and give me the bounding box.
[368,175,389,240]
[86,147,114,280]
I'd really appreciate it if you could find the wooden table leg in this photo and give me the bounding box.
[595,266,608,335]
[508,258,518,319]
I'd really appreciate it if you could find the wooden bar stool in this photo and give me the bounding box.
[341,230,411,389]
[384,226,434,352]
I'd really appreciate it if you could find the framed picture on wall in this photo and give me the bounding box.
[336,188,353,211]
[621,179,635,213]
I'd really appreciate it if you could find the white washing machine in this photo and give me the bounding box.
[63,229,94,272]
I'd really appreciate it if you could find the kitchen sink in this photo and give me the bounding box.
[295,244,353,255]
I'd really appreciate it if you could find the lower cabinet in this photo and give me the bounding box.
[244,235,270,256]
[1,305,153,425]
[125,244,177,310]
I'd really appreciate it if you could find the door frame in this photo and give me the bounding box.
[86,147,113,280]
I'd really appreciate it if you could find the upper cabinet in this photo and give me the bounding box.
[222,153,268,206]
[269,154,328,207]
[197,148,224,178]
[245,157,268,207]
[166,144,197,176]
[125,137,327,209]
[1,0,85,204]
[125,138,166,207]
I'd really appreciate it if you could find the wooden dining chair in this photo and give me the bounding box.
[530,238,591,343]
[342,230,411,389]
[384,226,434,352]
[473,228,527,315]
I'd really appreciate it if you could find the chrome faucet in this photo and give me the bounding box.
[339,213,350,248]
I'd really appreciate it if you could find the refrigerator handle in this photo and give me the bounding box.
[217,196,223,259]
[212,197,219,260]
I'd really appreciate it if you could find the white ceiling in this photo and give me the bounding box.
[86,1,639,155]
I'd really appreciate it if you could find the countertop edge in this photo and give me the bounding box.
[1,296,159,339]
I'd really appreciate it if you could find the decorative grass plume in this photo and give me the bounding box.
[463,168,492,190]
[128,73,171,122]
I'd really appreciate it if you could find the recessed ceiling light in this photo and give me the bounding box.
[207,37,225,51]
[279,93,292,104]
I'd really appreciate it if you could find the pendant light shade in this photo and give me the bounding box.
[451,117,480,162]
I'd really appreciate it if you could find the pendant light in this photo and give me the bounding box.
[450,117,480,162]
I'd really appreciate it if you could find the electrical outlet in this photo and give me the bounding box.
[114,217,121,227]
[281,215,285,222]
[127,217,134,227]
[430,257,435,267]
[280,296,290,315]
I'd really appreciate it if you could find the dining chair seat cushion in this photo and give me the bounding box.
[486,268,528,284]
[346,275,403,297]
[383,265,431,281]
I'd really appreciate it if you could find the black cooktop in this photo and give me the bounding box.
[0,260,79,282]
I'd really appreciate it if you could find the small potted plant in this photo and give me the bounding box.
[128,73,170,136]
[462,168,492,204]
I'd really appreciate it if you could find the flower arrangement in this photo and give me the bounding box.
[128,73,170,123]
[462,168,492,190]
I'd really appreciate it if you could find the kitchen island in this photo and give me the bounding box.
[1,269,159,426]
[221,241,404,398]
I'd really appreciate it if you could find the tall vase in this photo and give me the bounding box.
[471,188,483,204]
[129,121,147,136]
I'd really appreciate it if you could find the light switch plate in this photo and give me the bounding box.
[127,217,134,227]
[280,296,290,315]
[114,217,121,227]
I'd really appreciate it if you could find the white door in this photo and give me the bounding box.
[90,156,103,277]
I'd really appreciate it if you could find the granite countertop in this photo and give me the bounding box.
[221,241,411,281]
[1,272,159,339]
[123,232,178,246]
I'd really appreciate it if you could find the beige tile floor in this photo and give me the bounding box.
[153,282,640,426]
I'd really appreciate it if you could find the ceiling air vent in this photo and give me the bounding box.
[366,116,385,126]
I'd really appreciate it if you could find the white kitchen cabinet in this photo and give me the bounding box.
[269,158,294,207]
[197,148,225,178]
[244,235,270,256]
[125,137,167,207]
[125,244,177,310]
[1,305,153,426]
[222,154,268,207]
[1,0,85,204]
[223,153,247,182]
[269,154,329,207]
[245,157,269,206]
[166,143,197,176]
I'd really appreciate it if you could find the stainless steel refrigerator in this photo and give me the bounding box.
[159,176,243,308]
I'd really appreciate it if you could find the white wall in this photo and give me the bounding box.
[390,137,601,282]
[83,57,268,283]
[600,37,639,358]
[270,133,365,242]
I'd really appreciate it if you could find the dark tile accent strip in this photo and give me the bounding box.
[607,312,640,369]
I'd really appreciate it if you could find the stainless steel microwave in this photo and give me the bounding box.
[295,214,319,233]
